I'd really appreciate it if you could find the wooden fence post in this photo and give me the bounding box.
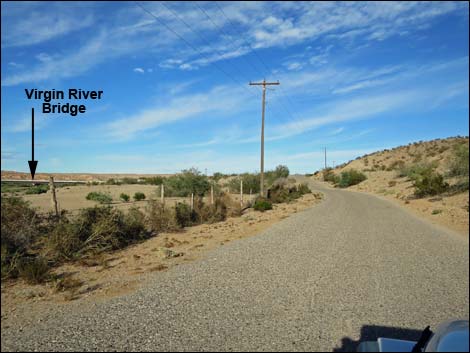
[211,184,214,205]
[190,193,194,212]
[161,184,165,204]
[49,176,59,217]
[240,180,243,207]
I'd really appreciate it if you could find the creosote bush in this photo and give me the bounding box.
[120,193,130,202]
[86,192,113,204]
[133,192,146,201]
[253,198,273,212]
[337,169,367,188]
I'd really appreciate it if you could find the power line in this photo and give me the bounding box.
[213,1,303,128]
[134,1,254,98]
[194,2,263,79]
[158,1,257,96]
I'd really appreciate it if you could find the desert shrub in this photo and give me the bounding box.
[44,206,147,260]
[398,161,438,180]
[164,168,210,197]
[388,181,397,187]
[448,143,469,178]
[122,207,147,240]
[16,256,50,284]
[120,193,130,202]
[43,220,81,261]
[106,178,121,185]
[142,176,164,185]
[413,171,449,197]
[175,202,195,227]
[212,172,225,182]
[193,196,228,224]
[265,165,290,185]
[337,169,367,188]
[323,168,340,184]
[253,198,273,212]
[25,184,49,195]
[133,192,146,201]
[121,177,139,184]
[297,183,311,195]
[146,200,178,233]
[228,173,260,194]
[86,192,112,204]
[1,197,41,279]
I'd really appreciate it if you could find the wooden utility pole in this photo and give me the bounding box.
[49,176,59,217]
[249,79,279,197]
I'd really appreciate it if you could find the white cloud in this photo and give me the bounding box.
[133,67,145,74]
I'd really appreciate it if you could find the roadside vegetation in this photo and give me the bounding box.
[2,167,313,285]
[322,168,367,188]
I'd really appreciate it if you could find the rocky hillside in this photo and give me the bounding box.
[313,136,469,235]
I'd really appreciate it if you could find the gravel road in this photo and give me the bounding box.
[2,180,469,352]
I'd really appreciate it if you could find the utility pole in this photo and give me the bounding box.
[249,79,280,197]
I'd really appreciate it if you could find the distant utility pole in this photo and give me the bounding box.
[249,79,280,197]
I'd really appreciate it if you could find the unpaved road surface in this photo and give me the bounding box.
[2,181,468,352]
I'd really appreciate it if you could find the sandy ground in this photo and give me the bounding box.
[2,184,257,216]
[313,137,469,236]
[1,192,322,321]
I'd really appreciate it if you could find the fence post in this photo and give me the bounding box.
[240,180,243,207]
[211,184,214,205]
[49,176,59,217]
[190,193,194,212]
[161,184,165,204]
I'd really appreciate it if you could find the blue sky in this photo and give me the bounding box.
[1,1,469,174]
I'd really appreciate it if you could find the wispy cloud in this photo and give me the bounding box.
[1,2,94,47]
[104,85,250,140]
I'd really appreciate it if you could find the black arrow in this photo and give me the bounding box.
[28,107,38,179]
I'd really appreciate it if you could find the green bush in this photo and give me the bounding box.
[253,198,273,212]
[398,162,438,180]
[133,192,146,201]
[265,165,290,185]
[449,143,469,178]
[142,176,164,185]
[121,177,139,184]
[338,169,367,188]
[413,171,449,197]
[105,178,121,185]
[120,193,130,202]
[86,192,113,204]
[228,173,260,194]
[323,168,340,184]
[164,168,210,197]
[25,184,49,195]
